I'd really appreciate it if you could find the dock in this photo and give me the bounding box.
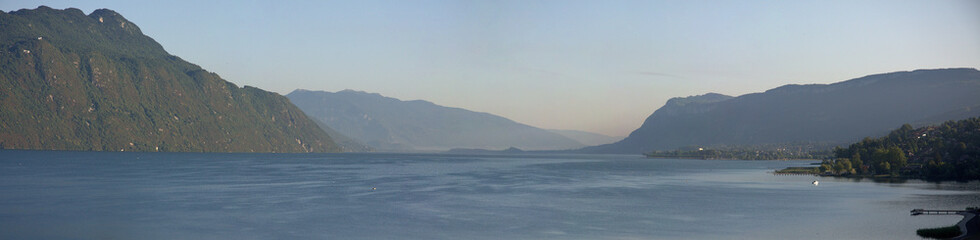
[910,209,965,216]
[911,208,980,240]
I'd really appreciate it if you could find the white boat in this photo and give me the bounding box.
[812,180,819,186]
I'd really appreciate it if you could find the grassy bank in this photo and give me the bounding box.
[916,225,961,239]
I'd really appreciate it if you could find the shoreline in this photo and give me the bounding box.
[772,165,980,182]
[645,156,822,161]
[914,209,980,240]
[953,211,979,240]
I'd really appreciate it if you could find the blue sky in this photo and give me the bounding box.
[3,1,978,136]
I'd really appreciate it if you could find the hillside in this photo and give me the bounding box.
[825,117,979,180]
[0,6,340,152]
[286,89,584,151]
[312,119,373,152]
[583,68,980,154]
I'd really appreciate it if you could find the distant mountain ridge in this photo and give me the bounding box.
[0,6,340,152]
[286,89,584,151]
[583,68,980,154]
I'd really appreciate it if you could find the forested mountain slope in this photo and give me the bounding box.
[0,6,340,152]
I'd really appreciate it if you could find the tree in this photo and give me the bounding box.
[833,160,845,174]
[819,163,832,173]
[871,148,889,173]
[842,159,854,174]
[851,152,864,174]
[881,162,891,174]
[886,146,907,172]
[827,117,979,180]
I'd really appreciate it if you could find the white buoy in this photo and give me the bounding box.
[812,180,819,186]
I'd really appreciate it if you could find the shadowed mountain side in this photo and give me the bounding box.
[286,89,585,151]
[0,7,340,152]
[580,68,980,154]
[311,119,373,152]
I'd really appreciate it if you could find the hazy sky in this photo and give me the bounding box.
[3,1,979,136]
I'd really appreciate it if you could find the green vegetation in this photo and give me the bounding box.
[0,7,340,152]
[645,143,833,160]
[818,118,980,180]
[916,225,961,239]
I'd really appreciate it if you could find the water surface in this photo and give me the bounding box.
[1,151,976,239]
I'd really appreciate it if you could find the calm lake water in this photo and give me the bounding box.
[1,150,977,240]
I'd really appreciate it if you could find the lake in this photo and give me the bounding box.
[1,150,977,239]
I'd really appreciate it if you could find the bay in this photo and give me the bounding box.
[1,150,977,239]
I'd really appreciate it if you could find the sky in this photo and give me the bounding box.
[2,1,979,136]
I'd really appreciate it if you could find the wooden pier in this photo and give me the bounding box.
[910,209,965,216]
[910,208,980,240]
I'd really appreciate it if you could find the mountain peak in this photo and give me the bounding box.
[336,89,388,99]
[665,93,733,107]
[89,8,143,35]
[3,6,164,58]
[89,8,120,16]
[338,89,365,94]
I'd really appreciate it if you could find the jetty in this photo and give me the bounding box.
[911,208,980,240]
[911,209,966,216]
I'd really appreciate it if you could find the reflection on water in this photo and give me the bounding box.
[0,150,977,240]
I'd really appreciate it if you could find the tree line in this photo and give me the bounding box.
[825,117,980,180]
[645,143,834,160]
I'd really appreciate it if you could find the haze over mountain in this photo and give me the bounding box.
[286,89,584,152]
[0,7,340,152]
[547,129,622,147]
[314,122,372,153]
[582,68,980,154]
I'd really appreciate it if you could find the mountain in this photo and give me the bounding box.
[312,119,373,152]
[0,6,340,152]
[286,89,584,151]
[583,68,980,154]
[547,129,622,146]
